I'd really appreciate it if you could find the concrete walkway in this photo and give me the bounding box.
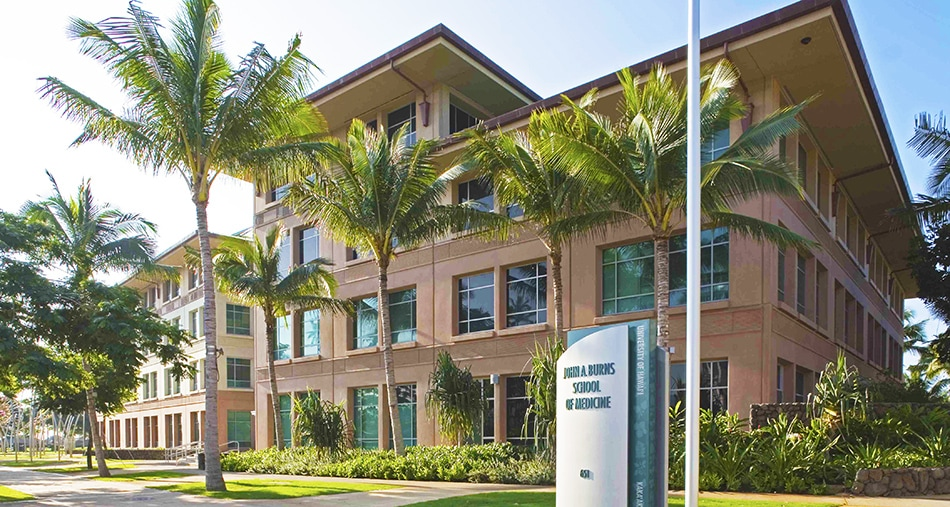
[0,463,550,506]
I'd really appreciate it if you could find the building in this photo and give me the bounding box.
[250,0,915,449]
[103,233,257,452]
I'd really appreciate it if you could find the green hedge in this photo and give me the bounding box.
[221,442,554,485]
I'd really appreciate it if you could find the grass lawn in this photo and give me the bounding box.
[0,459,74,467]
[150,478,398,500]
[407,493,841,507]
[94,471,194,482]
[34,462,135,474]
[0,485,33,503]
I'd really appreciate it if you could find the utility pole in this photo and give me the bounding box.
[685,0,702,506]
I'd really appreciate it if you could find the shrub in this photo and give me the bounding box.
[292,390,351,452]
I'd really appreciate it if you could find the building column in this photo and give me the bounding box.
[494,377,506,443]
[378,382,389,450]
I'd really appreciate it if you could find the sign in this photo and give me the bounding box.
[557,320,658,507]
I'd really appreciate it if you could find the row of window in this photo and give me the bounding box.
[143,267,203,309]
[140,356,254,402]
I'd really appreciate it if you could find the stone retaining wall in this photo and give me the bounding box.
[853,467,950,497]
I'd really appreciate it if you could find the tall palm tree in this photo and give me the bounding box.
[39,0,323,489]
[212,226,349,450]
[546,60,813,351]
[906,113,950,225]
[285,120,507,455]
[461,114,620,340]
[22,173,156,477]
[903,309,949,390]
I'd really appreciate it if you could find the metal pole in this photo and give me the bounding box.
[685,0,702,506]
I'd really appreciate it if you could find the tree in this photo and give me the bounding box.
[212,226,349,450]
[39,0,323,489]
[424,351,484,446]
[905,113,950,225]
[545,61,813,352]
[22,174,170,476]
[523,336,564,454]
[462,117,620,340]
[285,120,507,455]
[292,390,350,452]
[910,220,950,366]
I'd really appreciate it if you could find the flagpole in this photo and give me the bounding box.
[685,0,702,506]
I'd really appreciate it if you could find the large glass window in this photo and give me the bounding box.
[795,370,806,402]
[269,183,291,202]
[300,309,320,357]
[458,178,494,213]
[387,103,416,145]
[701,127,730,164]
[670,360,729,413]
[353,387,379,450]
[475,378,495,444]
[189,360,199,391]
[279,394,292,448]
[226,304,251,335]
[189,307,203,337]
[449,103,479,134]
[669,227,730,306]
[298,227,319,265]
[506,262,547,327]
[274,315,292,360]
[388,384,417,448]
[777,249,786,302]
[796,254,807,314]
[602,240,654,314]
[353,288,416,349]
[149,371,157,399]
[459,273,494,334]
[226,358,251,389]
[227,411,252,449]
[506,376,534,445]
[278,232,291,279]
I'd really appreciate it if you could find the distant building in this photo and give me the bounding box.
[243,0,914,449]
[104,233,256,452]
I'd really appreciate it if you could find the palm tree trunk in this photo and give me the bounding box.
[82,358,109,478]
[377,261,404,455]
[264,312,284,450]
[550,248,565,341]
[655,235,670,348]
[196,199,225,491]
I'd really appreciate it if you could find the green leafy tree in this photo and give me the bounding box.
[902,309,950,398]
[910,221,950,366]
[543,60,813,351]
[424,351,485,446]
[22,174,172,476]
[462,117,620,340]
[285,120,507,455]
[39,0,324,489]
[212,226,349,450]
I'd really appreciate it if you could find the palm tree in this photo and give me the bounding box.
[22,173,156,477]
[425,351,485,446]
[461,114,620,339]
[906,113,950,225]
[39,0,322,489]
[903,309,949,391]
[212,226,349,450]
[545,61,813,351]
[284,120,507,455]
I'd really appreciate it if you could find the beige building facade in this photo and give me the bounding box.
[251,0,916,450]
[104,233,257,452]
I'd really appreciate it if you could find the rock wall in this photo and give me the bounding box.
[853,467,950,497]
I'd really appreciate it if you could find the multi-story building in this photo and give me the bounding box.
[102,233,257,452]
[250,0,916,449]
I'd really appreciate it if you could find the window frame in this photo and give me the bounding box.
[226,357,252,389]
[506,261,547,328]
[670,360,729,414]
[601,240,655,315]
[226,304,251,336]
[458,272,495,334]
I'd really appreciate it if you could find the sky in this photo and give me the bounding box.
[0,0,947,354]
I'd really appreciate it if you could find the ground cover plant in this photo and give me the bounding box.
[149,478,396,500]
[405,493,841,507]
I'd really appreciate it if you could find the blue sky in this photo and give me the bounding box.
[0,0,946,354]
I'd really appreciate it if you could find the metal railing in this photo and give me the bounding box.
[164,441,202,462]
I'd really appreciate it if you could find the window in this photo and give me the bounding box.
[300,309,320,357]
[602,240,654,314]
[149,371,157,399]
[269,183,291,202]
[776,364,785,403]
[141,375,150,400]
[506,376,534,445]
[389,384,417,448]
[163,280,179,301]
[701,127,730,164]
[366,119,378,131]
[199,359,205,390]
[189,360,199,391]
[188,268,201,290]
[449,103,479,134]
[275,315,292,360]
[796,254,807,314]
[815,262,828,328]
[227,411,252,449]
[353,288,416,349]
[227,358,251,389]
[669,227,730,306]
[353,387,379,449]
[458,178,494,230]
[226,304,251,336]
[298,227,319,265]
[670,360,729,413]
[798,144,808,191]
[387,103,416,145]
[458,273,494,334]
[278,231,291,278]
[189,307,203,337]
[473,378,495,444]
[279,394,292,448]
[506,262,547,327]
[164,368,180,396]
[777,248,786,302]
[795,369,807,402]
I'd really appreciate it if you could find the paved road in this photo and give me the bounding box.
[0,464,550,506]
